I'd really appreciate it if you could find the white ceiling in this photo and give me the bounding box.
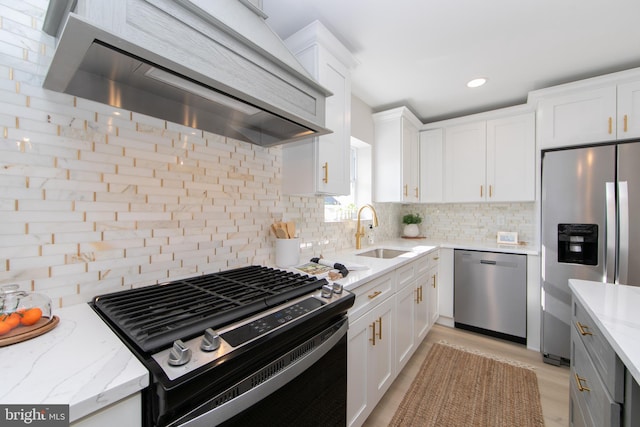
[261,0,640,123]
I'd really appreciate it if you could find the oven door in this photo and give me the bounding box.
[170,317,348,427]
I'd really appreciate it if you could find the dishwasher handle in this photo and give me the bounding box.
[480,259,497,265]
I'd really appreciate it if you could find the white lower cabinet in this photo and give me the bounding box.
[415,259,431,344]
[426,250,440,329]
[347,250,439,427]
[394,256,433,374]
[395,276,417,371]
[436,247,454,327]
[71,393,141,427]
[347,292,395,427]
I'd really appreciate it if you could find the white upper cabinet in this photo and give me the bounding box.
[617,80,640,138]
[373,107,422,203]
[532,69,640,149]
[537,86,617,149]
[441,110,535,203]
[444,121,487,202]
[282,21,357,195]
[419,128,443,203]
[486,113,535,202]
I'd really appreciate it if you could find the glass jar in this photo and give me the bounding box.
[1,285,52,319]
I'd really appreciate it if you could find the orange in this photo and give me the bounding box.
[20,308,42,326]
[0,321,11,335]
[3,312,21,329]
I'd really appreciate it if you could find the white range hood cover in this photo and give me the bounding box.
[42,0,332,146]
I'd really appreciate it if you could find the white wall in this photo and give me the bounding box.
[0,1,389,308]
[351,95,375,144]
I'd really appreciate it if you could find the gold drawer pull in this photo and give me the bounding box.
[368,290,382,299]
[432,274,437,288]
[576,321,593,336]
[624,114,628,132]
[608,117,613,134]
[369,322,376,346]
[574,373,591,392]
[376,317,382,340]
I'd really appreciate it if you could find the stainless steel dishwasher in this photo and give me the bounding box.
[454,250,527,344]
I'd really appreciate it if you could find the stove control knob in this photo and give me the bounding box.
[321,284,333,299]
[168,339,191,366]
[201,328,221,352]
[332,282,343,294]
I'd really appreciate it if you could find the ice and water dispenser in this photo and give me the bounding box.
[557,224,598,265]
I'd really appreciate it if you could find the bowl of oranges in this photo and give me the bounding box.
[0,285,57,345]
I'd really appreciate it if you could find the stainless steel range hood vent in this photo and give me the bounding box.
[42,0,332,147]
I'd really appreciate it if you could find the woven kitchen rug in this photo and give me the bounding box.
[389,341,544,427]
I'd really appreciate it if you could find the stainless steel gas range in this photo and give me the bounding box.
[91,265,354,427]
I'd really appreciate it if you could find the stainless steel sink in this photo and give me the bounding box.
[356,248,409,259]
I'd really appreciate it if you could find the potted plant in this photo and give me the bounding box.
[402,213,422,237]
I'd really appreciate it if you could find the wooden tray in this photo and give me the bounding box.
[0,315,59,347]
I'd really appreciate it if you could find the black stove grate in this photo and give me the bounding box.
[93,266,327,353]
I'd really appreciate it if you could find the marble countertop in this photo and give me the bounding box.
[0,237,537,422]
[327,241,438,291]
[569,279,640,384]
[307,237,537,292]
[0,303,149,423]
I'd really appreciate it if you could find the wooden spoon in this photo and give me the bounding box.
[274,224,288,239]
[286,222,295,238]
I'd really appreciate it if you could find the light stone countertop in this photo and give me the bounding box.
[569,279,640,384]
[0,303,149,423]
[308,237,537,292]
[0,237,538,423]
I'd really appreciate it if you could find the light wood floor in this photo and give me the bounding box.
[362,324,570,427]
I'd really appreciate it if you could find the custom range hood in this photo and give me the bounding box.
[42,0,332,146]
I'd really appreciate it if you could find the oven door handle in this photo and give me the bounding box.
[171,318,348,427]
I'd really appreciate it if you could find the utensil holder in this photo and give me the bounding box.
[275,238,300,268]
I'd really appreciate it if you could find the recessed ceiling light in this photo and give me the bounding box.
[467,78,487,88]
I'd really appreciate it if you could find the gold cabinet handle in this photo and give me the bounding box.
[576,321,593,336]
[489,185,493,198]
[574,373,591,392]
[415,287,420,303]
[480,185,483,198]
[432,274,437,288]
[376,317,382,340]
[624,114,628,132]
[608,117,613,134]
[404,184,408,197]
[368,290,382,299]
[322,162,328,183]
[414,187,419,198]
[419,285,423,303]
[369,321,376,346]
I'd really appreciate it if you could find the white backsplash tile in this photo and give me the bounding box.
[401,202,535,245]
[0,2,534,308]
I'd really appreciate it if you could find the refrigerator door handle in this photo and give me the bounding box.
[605,182,616,283]
[618,181,629,284]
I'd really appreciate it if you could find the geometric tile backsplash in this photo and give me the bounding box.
[0,1,536,308]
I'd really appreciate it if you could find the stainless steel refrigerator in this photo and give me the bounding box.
[541,141,640,365]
